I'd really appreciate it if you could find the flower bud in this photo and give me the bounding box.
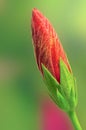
[31,8,71,83]
[31,8,77,112]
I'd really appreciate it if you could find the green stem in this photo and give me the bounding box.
[68,111,82,130]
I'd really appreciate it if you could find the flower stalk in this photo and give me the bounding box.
[68,111,82,130]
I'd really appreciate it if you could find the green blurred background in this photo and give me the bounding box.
[0,0,86,130]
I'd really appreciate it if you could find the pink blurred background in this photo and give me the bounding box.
[40,96,74,130]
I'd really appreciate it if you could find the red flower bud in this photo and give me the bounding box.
[31,8,71,83]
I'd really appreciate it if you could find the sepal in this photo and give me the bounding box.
[60,59,78,110]
[42,64,70,111]
[42,64,59,98]
[42,60,78,112]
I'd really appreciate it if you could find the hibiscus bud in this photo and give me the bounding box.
[31,8,71,83]
[31,8,77,112]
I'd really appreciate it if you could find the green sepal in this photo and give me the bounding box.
[71,77,78,107]
[60,59,74,97]
[60,59,78,110]
[42,59,78,112]
[42,64,60,97]
[49,90,70,111]
[56,90,70,110]
[42,64,70,111]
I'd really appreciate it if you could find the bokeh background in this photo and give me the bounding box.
[0,0,86,130]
